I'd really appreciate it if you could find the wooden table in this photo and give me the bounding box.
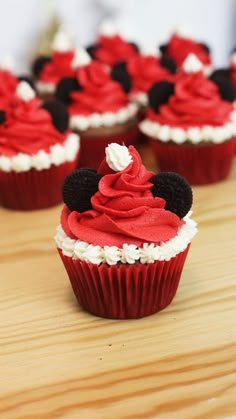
[1,146,236,419]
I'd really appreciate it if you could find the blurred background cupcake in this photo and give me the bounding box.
[32,28,76,100]
[0,81,80,210]
[110,45,176,117]
[56,48,138,168]
[140,54,236,185]
[159,26,213,75]
[86,20,139,70]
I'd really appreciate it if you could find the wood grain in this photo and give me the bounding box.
[1,146,236,419]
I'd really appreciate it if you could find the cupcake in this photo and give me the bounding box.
[55,142,197,319]
[140,54,236,185]
[110,47,176,112]
[86,20,138,69]
[56,49,138,168]
[32,30,75,100]
[0,81,80,210]
[160,26,212,74]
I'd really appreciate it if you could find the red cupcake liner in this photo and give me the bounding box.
[58,244,190,319]
[78,124,139,169]
[0,154,79,210]
[148,137,235,185]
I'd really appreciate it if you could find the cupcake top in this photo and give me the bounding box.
[56,142,197,265]
[0,81,79,172]
[110,50,176,107]
[140,54,236,144]
[56,49,137,131]
[160,26,212,72]
[87,20,138,67]
[32,30,76,93]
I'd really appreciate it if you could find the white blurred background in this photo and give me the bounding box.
[0,0,235,72]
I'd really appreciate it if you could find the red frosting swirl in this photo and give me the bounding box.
[39,50,75,84]
[61,146,183,247]
[69,61,129,115]
[0,97,66,156]
[94,34,138,66]
[166,34,211,67]
[0,70,19,109]
[128,55,172,94]
[147,71,233,128]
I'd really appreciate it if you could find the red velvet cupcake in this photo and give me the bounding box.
[140,54,236,185]
[86,20,138,69]
[110,48,176,113]
[56,49,138,168]
[32,30,76,100]
[160,27,212,74]
[0,81,80,210]
[55,142,197,319]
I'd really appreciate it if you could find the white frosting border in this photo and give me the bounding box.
[140,111,236,144]
[36,80,56,95]
[0,133,80,173]
[69,103,138,130]
[55,213,197,265]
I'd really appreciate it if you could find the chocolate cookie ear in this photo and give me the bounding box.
[0,110,6,124]
[32,56,51,77]
[18,75,35,90]
[148,81,174,112]
[159,44,167,55]
[129,41,139,52]
[86,44,97,58]
[56,77,82,104]
[210,73,235,102]
[41,100,69,132]
[199,42,211,54]
[63,168,102,212]
[110,61,132,93]
[160,56,177,74]
[210,68,232,81]
[150,172,193,218]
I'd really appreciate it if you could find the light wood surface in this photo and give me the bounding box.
[1,146,236,419]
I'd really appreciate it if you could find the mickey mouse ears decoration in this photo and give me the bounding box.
[148,80,174,112]
[110,61,132,93]
[63,167,192,218]
[41,100,69,132]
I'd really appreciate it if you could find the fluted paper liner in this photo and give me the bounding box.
[58,244,190,319]
[148,137,235,185]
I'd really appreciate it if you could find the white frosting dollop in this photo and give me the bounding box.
[16,81,35,101]
[98,19,117,37]
[105,143,133,171]
[72,48,91,68]
[0,133,80,172]
[140,43,159,57]
[174,25,191,39]
[182,54,204,73]
[55,213,198,265]
[1,54,14,71]
[52,30,72,52]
